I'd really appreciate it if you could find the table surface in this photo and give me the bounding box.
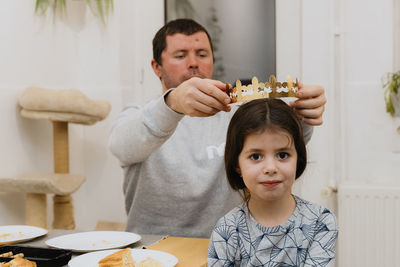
[147,236,209,267]
[1,229,209,266]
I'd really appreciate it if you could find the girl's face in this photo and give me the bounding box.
[237,129,297,203]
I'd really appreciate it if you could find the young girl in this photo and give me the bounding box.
[208,98,337,266]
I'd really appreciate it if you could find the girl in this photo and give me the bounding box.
[208,98,337,266]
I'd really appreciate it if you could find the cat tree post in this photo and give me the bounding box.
[52,120,75,229]
[25,193,46,228]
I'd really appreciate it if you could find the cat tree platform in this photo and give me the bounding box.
[0,173,85,229]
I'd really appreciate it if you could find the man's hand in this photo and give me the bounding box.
[165,77,231,117]
[290,82,326,126]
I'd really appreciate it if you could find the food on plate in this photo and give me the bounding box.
[98,248,135,267]
[136,257,163,267]
[0,252,24,259]
[228,75,298,103]
[0,257,37,267]
[0,252,13,258]
[98,248,166,267]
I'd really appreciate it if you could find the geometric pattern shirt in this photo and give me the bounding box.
[208,195,338,267]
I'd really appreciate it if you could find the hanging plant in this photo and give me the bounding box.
[85,0,113,25]
[35,0,113,26]
[35,0,67,18]
[382,70,400,133]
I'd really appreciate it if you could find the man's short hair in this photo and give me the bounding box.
[152,18,214,65]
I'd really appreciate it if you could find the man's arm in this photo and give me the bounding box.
[108,91,183,167]
[291,82,326,144]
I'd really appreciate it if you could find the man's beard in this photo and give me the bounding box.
[163,70,208,89]
[182,69,206,81]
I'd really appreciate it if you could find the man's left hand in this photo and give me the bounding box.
[290,82,326,126]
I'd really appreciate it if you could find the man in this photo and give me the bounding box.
[109,19,326,237]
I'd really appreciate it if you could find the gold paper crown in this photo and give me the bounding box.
[228,75,299,103]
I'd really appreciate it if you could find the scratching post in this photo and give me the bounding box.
[25,193,46,228]
[52,121,74,229]
[2,87,111,230]
[53,121,69,173]
[53,195,75,229]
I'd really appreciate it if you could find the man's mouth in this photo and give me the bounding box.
[183,72,204,80]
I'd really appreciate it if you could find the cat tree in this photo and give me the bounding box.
[0,87,110,229]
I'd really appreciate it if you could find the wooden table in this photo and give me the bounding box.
[1,229,210,266]
[147,236,209,267]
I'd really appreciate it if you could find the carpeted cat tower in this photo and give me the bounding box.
[0,87,111,230]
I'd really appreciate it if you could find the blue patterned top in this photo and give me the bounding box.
[208,195,338,266]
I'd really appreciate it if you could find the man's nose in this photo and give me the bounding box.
[188,53,199,68]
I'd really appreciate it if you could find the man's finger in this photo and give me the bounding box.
[302,117,323,126]
[291,94,326,109]
[294,106,324,119]
[297,83,325,99]
[194,79,231,105]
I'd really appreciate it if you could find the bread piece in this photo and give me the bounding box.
[98,248,135,267]
[0,258,37,267]
[136,257,163,267]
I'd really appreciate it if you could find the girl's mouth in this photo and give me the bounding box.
[261,181,282,188]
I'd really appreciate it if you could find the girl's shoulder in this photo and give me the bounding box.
[293,195,337,226]
[215,203,248,227]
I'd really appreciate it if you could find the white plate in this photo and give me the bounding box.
[0,225,48,244]
[68,248,178,267]
[45,231,141,252]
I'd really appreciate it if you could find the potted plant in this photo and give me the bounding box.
[35,0,113,26]
[382,70,400,133]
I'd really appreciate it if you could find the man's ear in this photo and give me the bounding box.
[151,59,162,79]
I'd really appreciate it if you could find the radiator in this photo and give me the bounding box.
[338,182,400,267]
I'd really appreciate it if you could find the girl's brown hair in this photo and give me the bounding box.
[224,98,307,198]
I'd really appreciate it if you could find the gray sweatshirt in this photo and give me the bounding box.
[108,91,313,238]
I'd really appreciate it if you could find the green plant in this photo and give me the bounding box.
[85,0,113,25]
[35,0,67,17]
[35,0,113,26]
[382,70,400,133]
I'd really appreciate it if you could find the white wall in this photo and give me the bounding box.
[0,0,399,237]
[0,0,163,230]
[343,0,400,182]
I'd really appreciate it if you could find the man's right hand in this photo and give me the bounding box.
[165,77,232,117]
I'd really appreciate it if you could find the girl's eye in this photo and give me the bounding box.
[250,154,263,161]
[277,152,289,160]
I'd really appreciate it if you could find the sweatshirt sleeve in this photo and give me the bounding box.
[108,90,184,166]
[301,120,314,144]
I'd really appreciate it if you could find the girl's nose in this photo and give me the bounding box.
[263,159,277,175]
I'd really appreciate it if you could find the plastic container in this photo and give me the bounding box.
[0,245,72,267]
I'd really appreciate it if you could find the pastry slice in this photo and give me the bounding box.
[98,248,135,267]
[0,258,37,267]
